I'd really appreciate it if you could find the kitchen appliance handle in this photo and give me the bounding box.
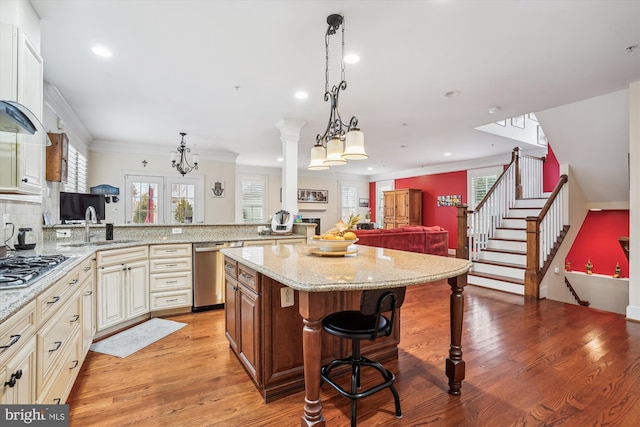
[194,246,226,253]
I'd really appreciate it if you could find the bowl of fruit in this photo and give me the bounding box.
[312,231,359,252]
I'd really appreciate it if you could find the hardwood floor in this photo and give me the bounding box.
[67,283,640,426]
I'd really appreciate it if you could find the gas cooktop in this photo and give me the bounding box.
[0,254,70,290]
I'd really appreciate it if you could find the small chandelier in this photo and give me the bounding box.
[308,14,367,171]
[170,132,199,176]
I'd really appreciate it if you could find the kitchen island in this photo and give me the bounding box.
[221,243,472,426]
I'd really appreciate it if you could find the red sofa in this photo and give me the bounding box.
[354,226,449,256]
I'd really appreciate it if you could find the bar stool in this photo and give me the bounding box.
[320,287,406,426]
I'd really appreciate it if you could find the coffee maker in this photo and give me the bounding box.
[271,210,293,234]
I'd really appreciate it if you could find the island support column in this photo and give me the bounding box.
[298,291,326,427]
[446,272,467,395]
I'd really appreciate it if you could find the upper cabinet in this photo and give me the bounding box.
[0,23,44,195]
[46,133,68,182]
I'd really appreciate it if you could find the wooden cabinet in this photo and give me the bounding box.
[0,23,44,195]
[223,257,400,402]
[96,246,149,334]
[224,257,261,385]
[46,132,68,182]
[383,189,422,229]
[0,301,37,404]
[149,243,192,313]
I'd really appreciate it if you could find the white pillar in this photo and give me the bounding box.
[276,119,306,215]
[626,81,640,320]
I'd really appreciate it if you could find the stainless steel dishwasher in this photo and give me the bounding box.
[193,241,243,311]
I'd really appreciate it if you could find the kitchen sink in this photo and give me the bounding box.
[62,239,140,247]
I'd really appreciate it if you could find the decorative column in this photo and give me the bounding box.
[276,119,306,214]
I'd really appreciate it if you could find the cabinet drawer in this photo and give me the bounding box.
[37,270,81,327]
[149,244,192,258]
[76,258,94,285]
[238,265,258,293]
[149,257,191,274]
[37,332,80,404]
[97,246,148,267]
[38,297,81,386]
[224,257,237,279]
[150,271,192,292]
[150,289,192,310]
[0,300,36,365]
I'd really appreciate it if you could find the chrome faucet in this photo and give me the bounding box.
[85,206,97,243]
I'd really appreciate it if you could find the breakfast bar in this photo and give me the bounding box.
[222,243,472,426]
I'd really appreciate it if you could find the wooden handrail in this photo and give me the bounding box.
[474,148,518,213]
[564,277,590,306]
[536,174,568,221]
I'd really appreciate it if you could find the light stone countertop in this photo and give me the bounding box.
[221,244,472,292]
[0,233,307,324]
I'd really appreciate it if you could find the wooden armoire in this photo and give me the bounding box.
[383,189,422,229]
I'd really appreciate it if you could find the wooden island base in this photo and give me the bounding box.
[223,257,400,403]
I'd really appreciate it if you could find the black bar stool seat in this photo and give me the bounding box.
[320,287,406,426]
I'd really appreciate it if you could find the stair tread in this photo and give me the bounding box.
[469,271,524,285]
[482,248,527,255]
[474,259,526,269]
[489,237,526,242]
[496,227,526,230]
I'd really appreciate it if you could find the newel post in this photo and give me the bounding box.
[514,147,523,200]
[524,216,540,299]
[456,204,468,260]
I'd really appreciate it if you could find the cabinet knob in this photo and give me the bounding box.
[70,314,80,323]
[0,334,21,349]
[49,341,62,353]
[21,178,28,183]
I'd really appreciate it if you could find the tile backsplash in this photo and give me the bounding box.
[0,199,44,248]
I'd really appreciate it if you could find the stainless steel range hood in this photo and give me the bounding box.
[0,100,51,146]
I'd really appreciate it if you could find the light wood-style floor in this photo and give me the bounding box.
[67,283,640,426]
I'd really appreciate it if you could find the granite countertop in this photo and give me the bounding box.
[221,244,472,292]
[0,233,307,324]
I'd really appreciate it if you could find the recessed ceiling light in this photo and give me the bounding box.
[294,91,308,100]
[400,145,408,148]
[91,45,112,57]
[444,152,452,156]
[488,106,501,114]
[344,53,360,64]
[626,45,638,53]
[367,167,373,171]
[444,90,460,97]
[277,157,283,162]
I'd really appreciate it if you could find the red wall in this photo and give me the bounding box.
[566,210,629,277]
[543,144,560,192]
[395,171,467,249]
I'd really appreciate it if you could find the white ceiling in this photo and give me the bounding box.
[29,0,640,177]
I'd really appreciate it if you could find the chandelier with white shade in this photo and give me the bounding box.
[308,14,367,171]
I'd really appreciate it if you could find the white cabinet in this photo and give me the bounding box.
[0,23,44,195]
[149,244,192,313]
[0,301,37,404]
[96,247,149,332]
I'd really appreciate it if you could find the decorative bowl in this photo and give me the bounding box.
[314,238,359,252]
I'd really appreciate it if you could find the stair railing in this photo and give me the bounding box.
[524,174,569,298]
[465,147,545,261]
[564,276,590,306]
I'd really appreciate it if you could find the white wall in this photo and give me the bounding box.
[626,81,639,321]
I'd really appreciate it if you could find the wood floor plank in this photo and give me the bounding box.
[67,283,640,426]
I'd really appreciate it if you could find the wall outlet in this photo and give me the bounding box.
[280,287,295,308]
[172,228,183,235]
[56,229,71,238]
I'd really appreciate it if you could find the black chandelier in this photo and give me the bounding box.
[170,132,199,176]
[308,14,367,171]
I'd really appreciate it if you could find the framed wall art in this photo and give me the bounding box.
[297,189,328,203]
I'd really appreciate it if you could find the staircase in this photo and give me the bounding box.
[468,197,548,295]
[457,147,570,299]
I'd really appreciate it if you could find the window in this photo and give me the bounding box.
[124,174,204,224]
[376,180,394,228]
[64,143,87,193]
[339,182,358,222]
[239,175,266,223]
[468,166,501,210]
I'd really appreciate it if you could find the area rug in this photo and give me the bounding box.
[90,318,187,358]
